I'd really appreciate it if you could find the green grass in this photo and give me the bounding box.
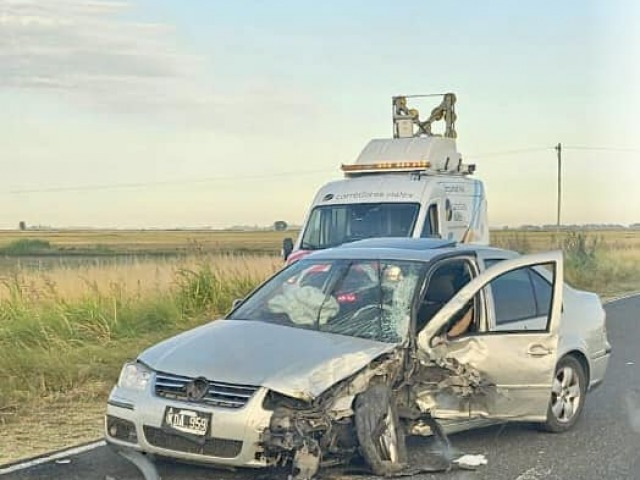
[0,239,53,255]
[0,260,270,415]
[492,230,640,295]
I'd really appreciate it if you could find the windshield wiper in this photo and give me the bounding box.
[300,241,321,250]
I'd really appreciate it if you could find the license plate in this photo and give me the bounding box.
[162,407,211,436]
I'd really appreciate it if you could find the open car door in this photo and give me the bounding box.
[416,251,563,422]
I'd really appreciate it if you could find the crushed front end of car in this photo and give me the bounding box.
[257,352,405,479]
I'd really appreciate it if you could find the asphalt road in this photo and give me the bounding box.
[3,295,639,480]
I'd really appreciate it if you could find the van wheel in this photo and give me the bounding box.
[541,355,586,432]
[354,384,407,475]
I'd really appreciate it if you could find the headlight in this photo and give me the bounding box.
[117,362,152,391]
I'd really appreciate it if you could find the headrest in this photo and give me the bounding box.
[425,275,456,303]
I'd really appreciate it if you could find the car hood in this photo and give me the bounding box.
[138,319,396,400]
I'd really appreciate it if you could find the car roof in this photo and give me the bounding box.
[337,237,457,250]
[305,238,516,263]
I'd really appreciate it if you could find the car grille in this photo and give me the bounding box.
[154,372,258,409]
[143,426,242,458]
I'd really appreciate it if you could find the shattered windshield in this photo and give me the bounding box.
[229,259,426,343]
[300,203,420,250]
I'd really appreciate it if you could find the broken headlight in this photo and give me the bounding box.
[263,390,311,411]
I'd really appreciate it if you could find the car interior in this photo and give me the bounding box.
[416,260,475,335]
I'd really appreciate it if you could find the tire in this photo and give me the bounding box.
[354,384,407,476]
[540,355,587,432]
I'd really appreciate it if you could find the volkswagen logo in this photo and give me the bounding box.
[185,377,209,402]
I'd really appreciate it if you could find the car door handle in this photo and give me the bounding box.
[527,344,553,357]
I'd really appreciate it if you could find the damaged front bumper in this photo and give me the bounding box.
[105,385,274,468]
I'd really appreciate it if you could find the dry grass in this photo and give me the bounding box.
[492,229,640,296]
[491,229,640,252]
[0,253,281,464]
[0,254,281,302]
[0,229,296,254]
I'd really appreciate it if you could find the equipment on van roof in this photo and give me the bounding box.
[341,93,476,177]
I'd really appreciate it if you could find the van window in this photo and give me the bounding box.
[300,203,420,250]
[420,203,440,238]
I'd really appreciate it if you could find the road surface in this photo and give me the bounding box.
[2,295,639,480]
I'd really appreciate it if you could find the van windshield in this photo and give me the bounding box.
[300,203,420,250]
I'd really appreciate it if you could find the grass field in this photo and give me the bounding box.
[0,229,293,255]
[0,228,639,463]
[491,229,640,294]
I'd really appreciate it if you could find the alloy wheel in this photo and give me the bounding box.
[551,364,582,423]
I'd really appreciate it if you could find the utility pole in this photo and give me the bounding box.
[555,142,562,232]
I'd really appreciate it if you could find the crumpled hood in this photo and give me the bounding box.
[139,320,396,400]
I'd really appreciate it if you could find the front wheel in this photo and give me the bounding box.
[354,384,407,475]
[540,355,587,432]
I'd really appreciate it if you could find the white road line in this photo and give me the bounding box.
[514,467,551,480]
[605,292,640,305]
[0,440,106,475]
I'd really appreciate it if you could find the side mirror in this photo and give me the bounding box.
[232,298,244,310]
[282,237,294,261]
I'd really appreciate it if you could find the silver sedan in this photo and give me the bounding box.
[105,238,611,478]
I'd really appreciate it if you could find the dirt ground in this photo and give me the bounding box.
[0,384,107,465]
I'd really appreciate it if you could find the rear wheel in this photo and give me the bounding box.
[541,355,586,432]
[354,384,407,475]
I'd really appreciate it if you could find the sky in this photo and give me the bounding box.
[1,0,639,229]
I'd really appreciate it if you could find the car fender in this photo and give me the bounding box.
[557,333,592,383]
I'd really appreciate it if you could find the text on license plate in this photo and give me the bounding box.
[163,407,211,436]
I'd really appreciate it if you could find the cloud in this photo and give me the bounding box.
[0,0,218,116]
[0,0,319,128]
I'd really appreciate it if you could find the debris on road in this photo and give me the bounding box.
[453,453,488,469]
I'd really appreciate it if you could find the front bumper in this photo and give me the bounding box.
[105,385,273,468]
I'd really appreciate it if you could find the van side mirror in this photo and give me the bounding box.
[282,237,294,260]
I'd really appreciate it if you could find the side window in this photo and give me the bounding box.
[484,262,555,330]
[490,268,537,325]
[530,269,552,317]
[420,203,440,238]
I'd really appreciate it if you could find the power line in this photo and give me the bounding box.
[466,147,552,159]
[1,169,334,195]
[563,145,640,153]
[2,144,637,196]
[468,145,640,159]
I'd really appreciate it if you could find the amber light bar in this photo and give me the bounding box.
[341,161,431,172]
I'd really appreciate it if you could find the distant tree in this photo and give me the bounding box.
[18,221,26,231]
[273,220,288,232]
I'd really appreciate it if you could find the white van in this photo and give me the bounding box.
[284,94,489,263]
